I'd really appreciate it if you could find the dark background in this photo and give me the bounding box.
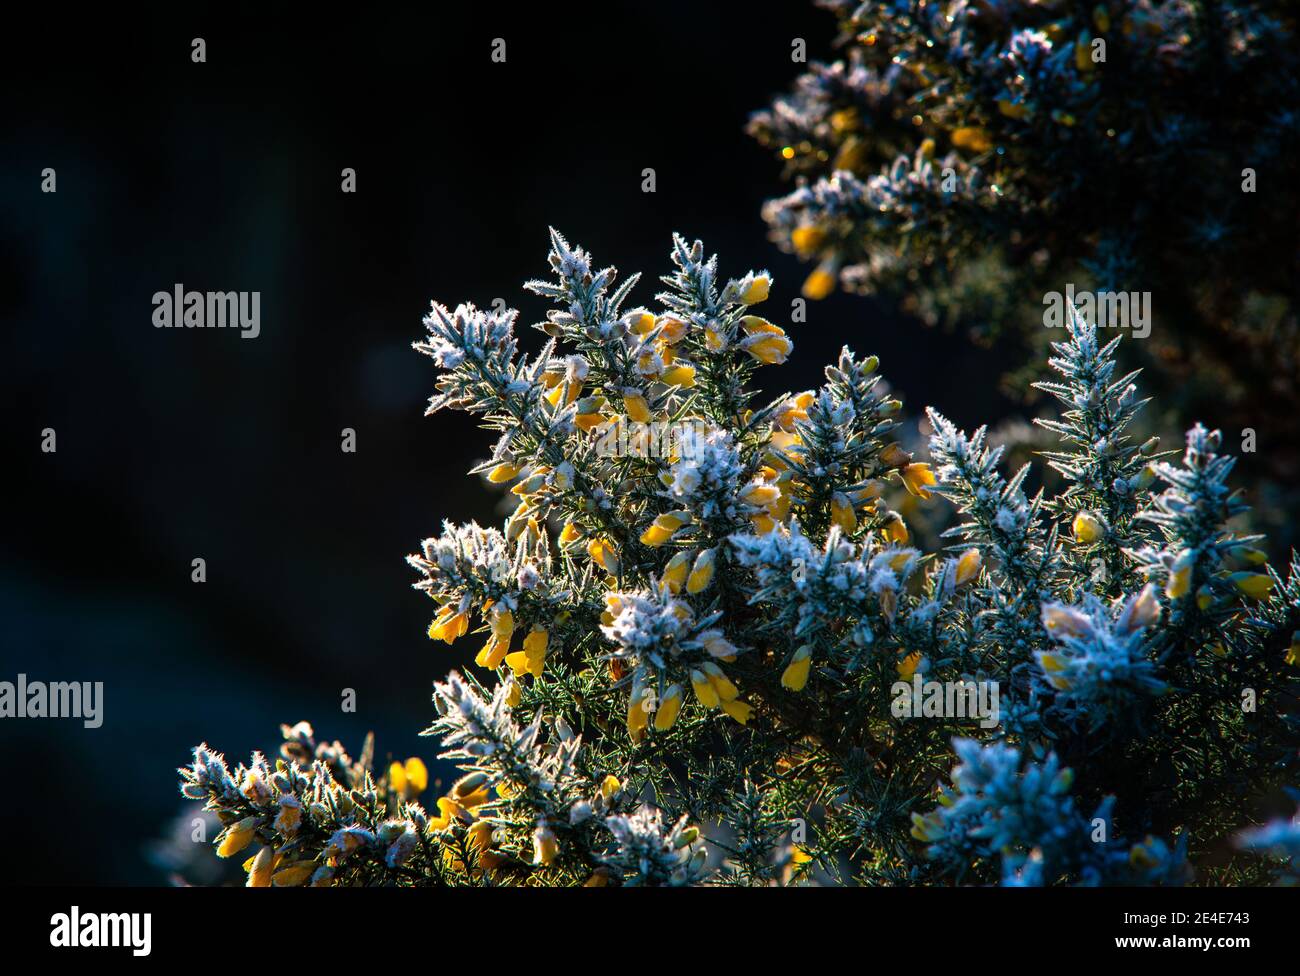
[1,4,1023,883]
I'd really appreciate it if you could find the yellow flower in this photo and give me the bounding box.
[558,522,584,546]
[687,548,716,594]
[740,275,771,305]
[584,868,611,886]
[486,462,521,483]
[663,550,693,593]
[897,650,922,681]
[740,315,782,336]
[640,510,690,547]
[831,491,857,534]
[475,636,510,670]
[504,680,521,707]
[217,817,259,858]
[246,845,276,888]
[1072,510,1104,544]
[997,98,1029,119]
[628,310,656,335]
[1165,550,1195,600]
[745,333,794,365]
[882,513,909,545]
[702,662,739,701]
[1285,632,1300,667]
[900,462,937,499]
[955,548,982,586]
[588,538,621,576]
[781,645,812,692]
[1117,584,1160,633]
[952,127,994,153]
[691,669,720,709]
[802,264,836,301]
[654,684,684,730]
[272,862,315,887]
[720,698,753,725]
[878,442,911,468]
[626,687,651,742]
[601,774,622,800]
[490,606,515,641]
[428,606,469,644]
[792,225,826,257]
[658,316,688,343]
[661,364,696,388]
[1229,572,1274,600]
[1042,604,1091,638]
[704,326,726,352]
[740,482,780,508]
[389,757,428,798]
[623,392,652,424]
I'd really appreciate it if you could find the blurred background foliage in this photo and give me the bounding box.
[750,0,1299,541]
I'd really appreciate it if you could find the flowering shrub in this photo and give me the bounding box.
[181,232,1300,885]
[749,0,1299,454]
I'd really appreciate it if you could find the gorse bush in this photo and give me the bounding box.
[749,0,1299,462]
[180,232,1300,886]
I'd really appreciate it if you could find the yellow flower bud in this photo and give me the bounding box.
[952,127,993,153]
[272,862,315,887]
[781,645,813,692]
[217,817,259,858]
[624,393,652,424]
[588,538,620,576]
[1166,550,1195,600]
[997,98,1029,119]
[628,310,656,335]
[831,492,857,534]
[740,482,781,508]
[691,669,720,709]
[1229,572,1274,600]
[687,548,717,594]
[428,607,470,644]
[802,264,836,301]
[640,511,690,547]
[246,845,275,888]
[1072,510,1104,544]
[955,548,982,586]
[882,513,909,545]
[720,698,753,725]
[654,684,684,730]
[745,333,794,365]
[661,364,696,388]
[901,462,937,499]
[791,225,826,258]
[663,550,693,593]
[626,687,651,741]
[740,275,771,305]
[897,650,922,682]
[486,462,521,483]
[703,662,739,701]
